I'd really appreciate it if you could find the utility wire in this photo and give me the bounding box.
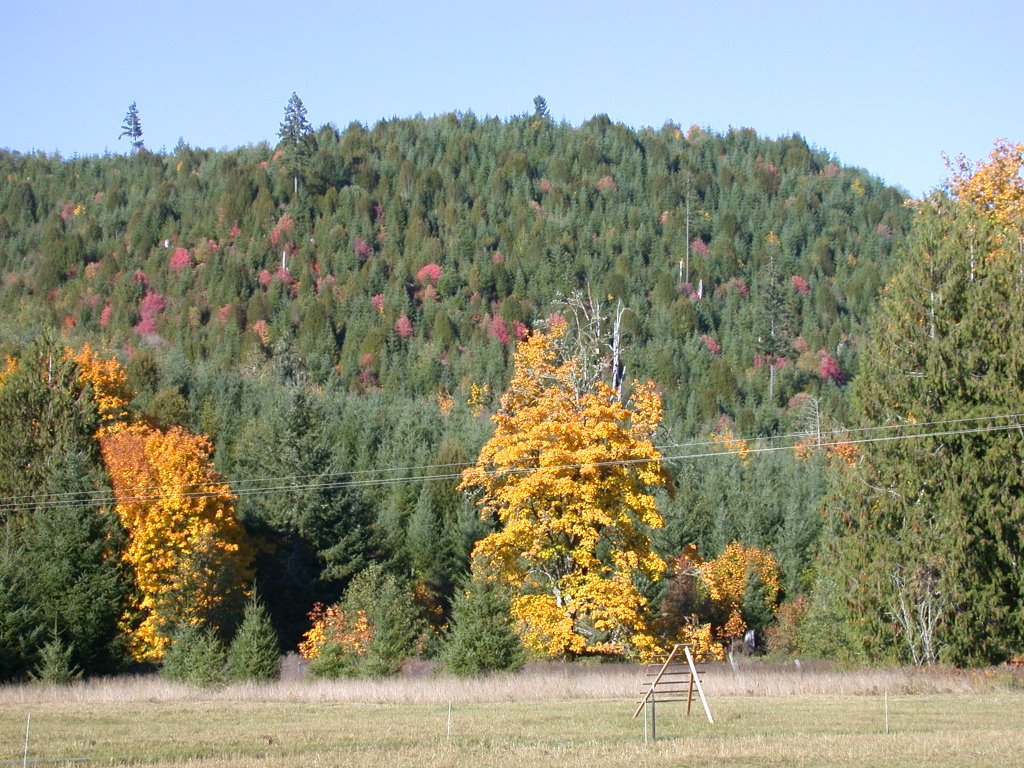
[0,412,1020,514]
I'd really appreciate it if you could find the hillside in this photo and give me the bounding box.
[0,111,913,657]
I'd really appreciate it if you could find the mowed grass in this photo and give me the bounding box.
[1,665,1022,767]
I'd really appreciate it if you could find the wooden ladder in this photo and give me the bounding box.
[633,643,713,741]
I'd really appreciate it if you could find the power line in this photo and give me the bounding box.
[0,412,1020,515]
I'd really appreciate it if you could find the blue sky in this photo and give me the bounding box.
[2,1,1019,198]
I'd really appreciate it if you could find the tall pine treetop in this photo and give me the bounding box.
[119,102,144,151]
[278,92,312,147]
[277,92,314,197]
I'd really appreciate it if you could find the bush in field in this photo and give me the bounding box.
[302,564,422,678]
[441,570,525,676]
[30,631,83,684]
[227,595,281,682]
[161,624,227,687]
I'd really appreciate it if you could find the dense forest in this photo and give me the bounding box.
[1,100,1019,680]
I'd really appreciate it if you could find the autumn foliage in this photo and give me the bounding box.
[947,139,1024,227]
[75,346,251,661]
[298,603,372,661]
[460,319,669,660]
[661,542,781,660]
[70,344,132,431]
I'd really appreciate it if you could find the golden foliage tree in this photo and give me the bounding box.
[699,541,781,641]
[75,345,251,661]
[460,319,669,660]
[661,542,781,660]
[101,424,251,661]
[947,139,1024,228]
[0,356,15,386]
[69,343,131,432]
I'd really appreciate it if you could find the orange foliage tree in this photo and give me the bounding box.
[76,346,251,661]
[460,319,669,660]
[661,542,781,660]
[947,139,1024,228]
[69,344,132,432]
[298,603,371,661]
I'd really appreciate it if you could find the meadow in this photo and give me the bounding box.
[2,663,1022,767]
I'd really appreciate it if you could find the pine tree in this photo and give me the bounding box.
[30,629,82,684]
[441,568,525,676]
[345,565,421,677]
[0,335,128,680]
[227,595,281,682]
[305,564,422,678]
[532,95,550,124]
[161,624,228,687]
[278,92,314,197]
[119,102,144,151]
[820,188,1024,666]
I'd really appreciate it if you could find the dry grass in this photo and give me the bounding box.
[0,659,1012,706]
[1,663,1022,767]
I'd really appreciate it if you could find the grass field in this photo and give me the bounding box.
[2,664,1022,766]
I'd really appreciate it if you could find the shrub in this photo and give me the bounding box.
[30,632,82,684]
[161,624,228,687]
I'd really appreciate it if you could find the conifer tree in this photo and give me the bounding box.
[227,594,281,682]
[304,564,422,678]
[532,95,550,124]
[161,623,228,687]
[30,629,82,684]
[278,92,314,197]
[0,335,128,680]
[819,167,1024,666]
[441,567,525,676]
[119,102,144,151]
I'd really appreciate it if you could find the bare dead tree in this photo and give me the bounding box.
[556,288,629,401]
[890,562,946,666]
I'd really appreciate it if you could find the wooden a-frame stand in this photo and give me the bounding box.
[633,643,714,742]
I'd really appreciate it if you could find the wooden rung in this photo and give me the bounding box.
[638,688,694,693]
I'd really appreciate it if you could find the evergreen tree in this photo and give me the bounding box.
[441,568,525,676]
[30,629,82,684]
[119,102,144,151]
[278,92,314,197]
[227,595,281,682]
[161,624,228,687]
[0,334,128,680]
[344,564,422,677]
[0,539,42,680]
[307,564,422,678]
[229,390,376,648]
[820,192,1024,666]
[532,95,550,123]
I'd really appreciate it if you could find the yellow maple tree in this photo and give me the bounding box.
[69,343,132,432]
[298,603,373,661]
[698,541,781,643]
[74,345,251,661]
[947,139,1024,228]
[101,423,252,660]
[460,319,669,660]
[661,542,781,660]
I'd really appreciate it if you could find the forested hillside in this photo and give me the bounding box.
[0,104,924,676]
